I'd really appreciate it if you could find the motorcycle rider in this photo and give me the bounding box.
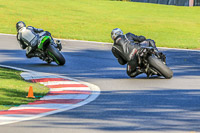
[111,28,158,78]
[16,21,62,58]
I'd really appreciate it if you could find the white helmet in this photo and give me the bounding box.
[111,28,123,40]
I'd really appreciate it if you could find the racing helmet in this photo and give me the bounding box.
[111,28,123,40]
[16,21,26,32]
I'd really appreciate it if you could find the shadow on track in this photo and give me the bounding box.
[27,89,200,132]
[0,49,200,79]
[164,49,200,77]
[0,49,200,132]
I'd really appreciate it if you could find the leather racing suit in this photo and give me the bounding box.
[112,33,149,77]
[17,26,53,58]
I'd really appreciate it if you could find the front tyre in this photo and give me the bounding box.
[148,56,173,79]
[46,44,65,65]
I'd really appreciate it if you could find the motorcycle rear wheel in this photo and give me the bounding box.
[148,56,173,79]
[46,44,65,65]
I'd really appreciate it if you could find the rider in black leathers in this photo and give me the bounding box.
[16,21,61,58]
[111,28,157,78]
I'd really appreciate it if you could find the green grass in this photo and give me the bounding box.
[0,67,49,110]
[0,0,200,49]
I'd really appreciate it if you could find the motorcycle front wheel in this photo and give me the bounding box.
[46,44,65,65]
[148,56,173,79]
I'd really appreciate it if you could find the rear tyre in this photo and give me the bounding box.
[148,56,173,79]
[46,44,65,65]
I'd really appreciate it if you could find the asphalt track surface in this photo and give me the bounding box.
[0,34,200,133]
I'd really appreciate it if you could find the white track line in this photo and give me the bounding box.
[39,81,80,85]
[18,104,72,109]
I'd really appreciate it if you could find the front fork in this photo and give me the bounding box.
[55,40,62,51]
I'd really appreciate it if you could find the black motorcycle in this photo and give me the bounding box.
[32,36,65,65]
[136,47,173,79]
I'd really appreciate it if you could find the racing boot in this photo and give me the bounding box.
[129,69,143,78]
[26,52,35,58]
[26,46,36,58]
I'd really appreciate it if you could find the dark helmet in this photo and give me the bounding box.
[16,21,26,32]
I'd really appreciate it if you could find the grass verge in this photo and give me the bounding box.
[0,0,199,49]
[0,67,49,110]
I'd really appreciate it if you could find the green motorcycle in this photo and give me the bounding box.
[34,36,65,65]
